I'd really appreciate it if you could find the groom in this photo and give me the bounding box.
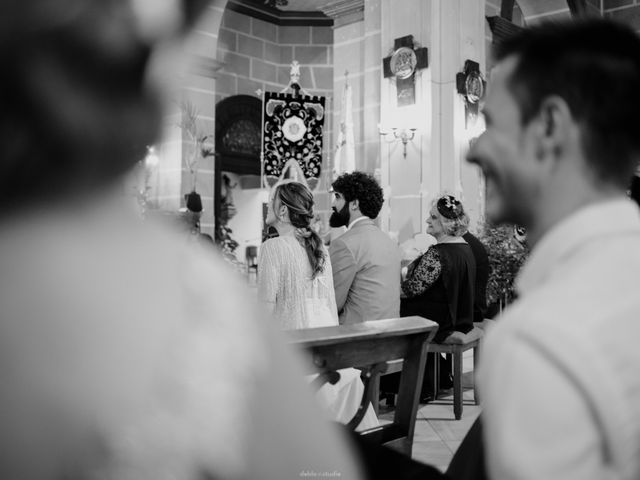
[329,172,401,325]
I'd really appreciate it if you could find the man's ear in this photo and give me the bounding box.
[534,95,572,161]
[350,199,360,211]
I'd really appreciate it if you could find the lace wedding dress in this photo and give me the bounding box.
[258,233,378,430]
[258,234,338,329]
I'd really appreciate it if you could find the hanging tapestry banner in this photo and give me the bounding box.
[262,91,325,190]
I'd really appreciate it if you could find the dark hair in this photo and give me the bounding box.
[494,19,640,187]
[331,171,384,219]
[274,182,325,279]
[0,0,209,213]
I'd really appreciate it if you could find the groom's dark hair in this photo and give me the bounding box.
[332,171,384,219]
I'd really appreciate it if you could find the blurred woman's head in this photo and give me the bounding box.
[427,195,469,240]
[0,0,208,215]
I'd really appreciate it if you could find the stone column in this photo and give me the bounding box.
[379,0,485,242]
[380,0,432,240]
[431,0,485,230]
[151,1,226,237]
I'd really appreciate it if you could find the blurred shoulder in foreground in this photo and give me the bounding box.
[0,0,363,478]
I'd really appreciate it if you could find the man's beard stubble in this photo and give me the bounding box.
[329,203,350,228]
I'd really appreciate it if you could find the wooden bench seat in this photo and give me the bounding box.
[429,332,482,420]
[288,316,438,456]
[379,325,485,420]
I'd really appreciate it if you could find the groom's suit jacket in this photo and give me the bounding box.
[329,218,401,325]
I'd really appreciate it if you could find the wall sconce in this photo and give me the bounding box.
[379,127,417,158]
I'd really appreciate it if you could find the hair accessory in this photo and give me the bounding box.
[294,227,312,239]
[437,195,464,220]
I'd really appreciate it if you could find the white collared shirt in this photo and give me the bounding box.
[347,215,369,231]
[479,198,640,480]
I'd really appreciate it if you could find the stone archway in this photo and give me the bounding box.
[213,94,262,241]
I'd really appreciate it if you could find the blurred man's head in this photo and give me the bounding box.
[468,19,640,244]
[330,171,384,227]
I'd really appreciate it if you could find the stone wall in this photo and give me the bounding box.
[151,2,226,236]
[216,9,334,257]
[156,0,640,242]
[216,10,333,129]
[217,14,333,95]
[333,5,382,178]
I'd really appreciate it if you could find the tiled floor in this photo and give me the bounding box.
[411,388,481,472]
[380,350,480,472]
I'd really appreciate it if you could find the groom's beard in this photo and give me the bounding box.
[329,203,350,228]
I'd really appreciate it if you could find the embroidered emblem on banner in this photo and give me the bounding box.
[262,91,325,190]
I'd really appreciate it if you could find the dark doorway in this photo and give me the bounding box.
[214,95,262,243]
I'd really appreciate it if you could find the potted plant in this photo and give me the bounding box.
[478,223,529,317]
[177,100,215,195]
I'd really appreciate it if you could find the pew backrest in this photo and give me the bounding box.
[288,316,438,456]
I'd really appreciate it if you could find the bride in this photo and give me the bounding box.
[258,179,378,430]
[258,179,337,329]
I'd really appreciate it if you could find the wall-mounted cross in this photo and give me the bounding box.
[456,59,485,127]
[383,35,428,107]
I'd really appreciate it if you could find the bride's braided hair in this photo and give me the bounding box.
[274,182,325,279]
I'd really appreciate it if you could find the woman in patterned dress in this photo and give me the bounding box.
[382,195,476,402]
[400,195,476,342]
[403,195,476,399]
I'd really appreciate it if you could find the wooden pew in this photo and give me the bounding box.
[288,316,438,456]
